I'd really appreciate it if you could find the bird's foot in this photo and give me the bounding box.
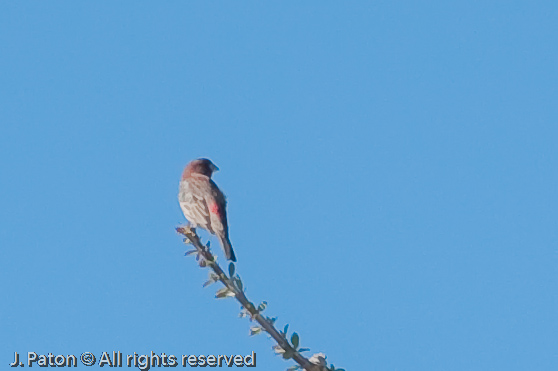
[176,223,196,236]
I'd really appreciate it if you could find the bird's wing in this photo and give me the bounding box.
[207,179,229,236]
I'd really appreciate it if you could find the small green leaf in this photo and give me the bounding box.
[239,307,250,318]
[228,262,235,278]
[202,279,214,287]
[291,332,299,349]
[258,301,267,312]
[249,326,263,336]
[283,324,289,337]
[184,249,198,256]
[273,344,284,353]
[203,273,219,287]
[282,349,294,360]
[234,276,243,291]
[215,287,234,299]
[298,348,310,353]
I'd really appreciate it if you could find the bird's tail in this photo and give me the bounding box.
[220,234,236,262]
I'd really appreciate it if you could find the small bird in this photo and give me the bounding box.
[178,158,236,262]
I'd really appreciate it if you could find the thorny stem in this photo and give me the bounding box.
[176,226,321,371]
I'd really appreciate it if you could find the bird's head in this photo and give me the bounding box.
[182,158,219,179]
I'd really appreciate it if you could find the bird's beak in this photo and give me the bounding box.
[211,163,219,172]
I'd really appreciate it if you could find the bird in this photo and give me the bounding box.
[178,158,236,262]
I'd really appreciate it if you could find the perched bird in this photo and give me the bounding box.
[178,158,236,262]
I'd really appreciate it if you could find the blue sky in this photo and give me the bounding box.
[1,2,557,370]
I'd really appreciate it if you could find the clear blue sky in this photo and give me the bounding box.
[1,2,557,370]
